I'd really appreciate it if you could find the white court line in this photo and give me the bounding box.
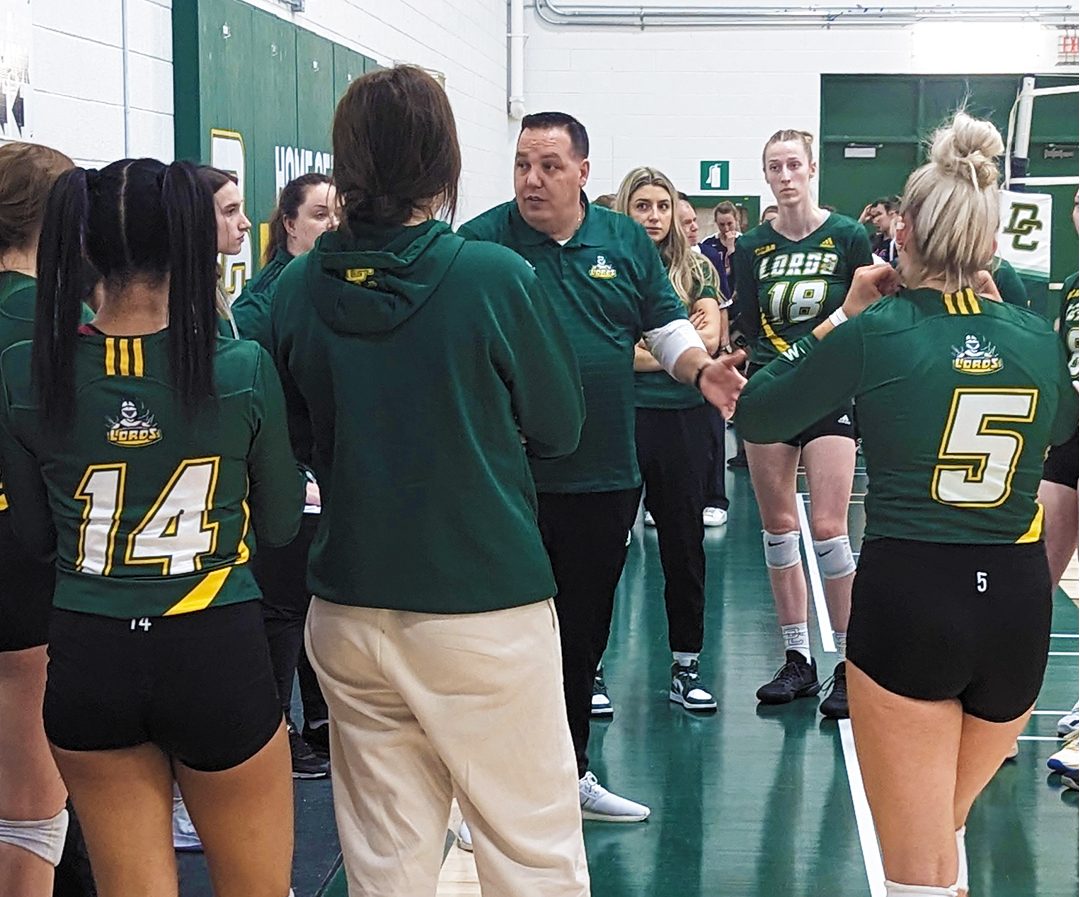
[1048,651,1080,657]
[1018,735,1065,743]
[1032,709,1071,716]
[840,721,887,897]
[1051,633,1080,638]
[796,493,835,653]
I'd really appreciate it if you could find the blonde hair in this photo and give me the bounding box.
[762,129,815,168]
[615,166,709,307]
[900,111,1002,291]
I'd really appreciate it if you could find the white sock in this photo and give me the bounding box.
[833,630,847,658]
[673,652,699,667]
[955,826,967,893]
[781,623,811,661]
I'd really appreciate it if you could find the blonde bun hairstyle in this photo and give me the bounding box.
[899,111,1003,291]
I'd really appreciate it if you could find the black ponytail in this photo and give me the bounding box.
[161,161,217,414]
[33,168,91,427]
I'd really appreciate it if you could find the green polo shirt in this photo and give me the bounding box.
[459,197,688,493]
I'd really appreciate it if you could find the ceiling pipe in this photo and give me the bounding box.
[534,0,1076,29]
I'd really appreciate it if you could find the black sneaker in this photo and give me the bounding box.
[756,651,821,704]
[302,721,330,759]
[727,452,749,469]
[591,666,613,718]
[669,660,717,711]
[819,661,849,719]
[287,721,329,779]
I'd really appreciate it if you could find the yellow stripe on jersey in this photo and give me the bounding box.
[163,567,232,616]
[1016,501,1044,544]
[761,315,790,354]
[104,338,117,375]
[236,498,252,565]
[0,493,8,512]
[118,338,130,376]
[132,338,144,377]
[943,293,958,315]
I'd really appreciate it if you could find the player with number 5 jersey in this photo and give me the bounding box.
[0,157,303,897]
[736,112,1077,897]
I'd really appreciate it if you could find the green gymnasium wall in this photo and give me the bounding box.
[172,0,376,295]
[820,73,1079,296]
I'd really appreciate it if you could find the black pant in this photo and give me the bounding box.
[256,515,328,724]
[703,403,729,510]
[637,404,710,654]
[538,488,641,778]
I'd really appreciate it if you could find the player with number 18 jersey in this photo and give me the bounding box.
[734,212,873,366]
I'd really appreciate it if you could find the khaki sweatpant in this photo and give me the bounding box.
[306,596,591,897]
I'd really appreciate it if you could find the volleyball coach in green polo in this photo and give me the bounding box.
[459,111,745,823]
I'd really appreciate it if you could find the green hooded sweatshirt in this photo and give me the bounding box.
[271,220,585,614]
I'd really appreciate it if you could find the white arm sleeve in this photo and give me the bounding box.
[642,318,706,375]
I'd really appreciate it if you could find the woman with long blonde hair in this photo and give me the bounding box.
[614,166,723,711]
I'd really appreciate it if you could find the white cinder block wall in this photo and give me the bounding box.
[520,6,1071,203]
[28,0,173,167]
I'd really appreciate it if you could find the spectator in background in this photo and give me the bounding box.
[593,193,616,209]
[860,196,899,259]
[761,205,779,224]
[699,201,739,302]
[734,203,750,233]
[677,192,701,250]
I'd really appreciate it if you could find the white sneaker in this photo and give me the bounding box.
[702,507,728,527]
[579,772,650,822]
[625,529,632,547]
[172,795,203,852]
[1058,700,1079,737]
[643,510,656,527]
[456,820,473,852]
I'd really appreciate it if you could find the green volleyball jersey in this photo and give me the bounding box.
[733,213,872,364]
[634,253,720,410]
[0,331,303,619]
[1058,272,1078,381]
[738,288,1078,544]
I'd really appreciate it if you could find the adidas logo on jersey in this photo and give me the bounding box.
[107,399,162,447]
[836,414,851,425]
[951,334,1003,375]
[820,236,835,249]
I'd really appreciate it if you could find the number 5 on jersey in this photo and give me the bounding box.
[75,458,221,576]
[932,389,1037,507]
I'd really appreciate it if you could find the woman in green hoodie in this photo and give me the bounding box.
[272,65,590,897]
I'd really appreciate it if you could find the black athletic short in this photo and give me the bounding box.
[0,510,56,652]
[848,538,1052,722]
[45,601,282,771]
[747,362,855,447]
[1042,428,1078,490]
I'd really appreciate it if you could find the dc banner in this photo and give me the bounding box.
[998,191,1053,282]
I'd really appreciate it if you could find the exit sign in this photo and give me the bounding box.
[699,161,729,191]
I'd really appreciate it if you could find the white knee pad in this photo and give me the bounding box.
[0,808,69,867]
[762,530,801,569]
[884,881,959,896]
[955,826,968,893]
[813,535,856,579]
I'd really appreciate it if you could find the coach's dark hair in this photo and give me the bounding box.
[34,158,218,426]
[333,65,460,229]
[520,112,589,160]
[196,165,238,195]
[265,172,332,262]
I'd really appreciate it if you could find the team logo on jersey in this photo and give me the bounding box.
[820,236,835,249]
[588,255,618,279]
[754,243,776,257]
[344,267,376,286]
[951,334,1003,375]
[106,400,162,447]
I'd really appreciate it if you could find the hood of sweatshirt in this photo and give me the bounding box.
[308,219,464,335]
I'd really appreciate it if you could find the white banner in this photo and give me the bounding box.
[0,0,32,141]
[998,190,1052,282]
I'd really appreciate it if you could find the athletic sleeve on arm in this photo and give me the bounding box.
[732,240,760,347]
[0,397,55,560]
[737,319,865,444]
[492,272,585,459]
[642,319,707,372]
[247,348,304,548]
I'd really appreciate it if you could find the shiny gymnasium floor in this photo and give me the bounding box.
[178,452,1080,897]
